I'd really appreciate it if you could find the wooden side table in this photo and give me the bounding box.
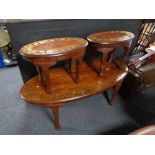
[87,31,135,75]
[86,31,135,105]
[20,37,88,93]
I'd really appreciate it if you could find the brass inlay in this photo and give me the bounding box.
[20,37,88,56]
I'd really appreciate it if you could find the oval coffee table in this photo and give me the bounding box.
[20,37,88,93]
[87,31,135,76]
[20,59,128,129]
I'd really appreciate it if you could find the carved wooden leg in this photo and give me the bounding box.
[51,106,60,129]
[100,52,108,76]
[75,59,80,83]
[68,59,72,74]
[36,66,42,81]
[109,81,122,105]
[40,66,51,93]
[36,66,45,84]
[108,49,115,63]
[40,68,45,84]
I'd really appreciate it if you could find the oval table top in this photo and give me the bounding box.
[20,59,127,107]
[20,37,88,57]
[87,31,135,44]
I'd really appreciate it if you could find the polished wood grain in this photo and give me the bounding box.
[20,37,88,93]
[20,59,128,129]
[87,31,135,76]
[20,37,88,56]
[87,31,135,44]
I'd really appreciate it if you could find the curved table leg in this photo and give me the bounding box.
[36,66,42,81]
[75,59,80,83]
[68,59,72,74]
[51,106,61,129]
[108,48,115,63]
[75,58,83,83]
[100,52,108,76]
[109,81,122,105]
[65,59,72,74]
[39,66,51,93]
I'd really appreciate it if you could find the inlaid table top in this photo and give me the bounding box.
[20,59,127,105]
[20,37,88,57]
[87,31,135,44]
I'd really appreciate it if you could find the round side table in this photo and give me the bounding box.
[87,31,135,76]
[20,37,88,93]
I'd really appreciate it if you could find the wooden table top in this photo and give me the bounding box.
[20,59,127,106]
[87,31,135,44]
[20,37,88,57]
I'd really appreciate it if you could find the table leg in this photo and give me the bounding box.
[100,52,108,76]
[36,66,41,81]
[51,106,60,129]
[36,65,45,84]
[40,66,51,93]
[68,59,72,74]
[109,81,122,105]
[75,59,80,83]
[108,48,115,63]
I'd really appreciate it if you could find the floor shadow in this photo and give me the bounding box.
[121,87,155,126]
[100,124,139,135]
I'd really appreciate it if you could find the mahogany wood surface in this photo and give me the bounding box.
[87,31,135,45]
[20,59,127,129]
[87,31,135,76]
[20,37,88,93]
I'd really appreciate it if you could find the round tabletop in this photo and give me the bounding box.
[20,37,88,57]
[87,31,135,44]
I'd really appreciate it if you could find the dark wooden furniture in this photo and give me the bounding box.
[121,42,155,96]
[6,20,142,130]
[6,20,142,83]
[20,59,128,129]
[87,31,135,76]
[20,37,88,92]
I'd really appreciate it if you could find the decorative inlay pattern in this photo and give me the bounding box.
[87,31,135,44]
[20,59,127,104]
[20,37,88,56]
